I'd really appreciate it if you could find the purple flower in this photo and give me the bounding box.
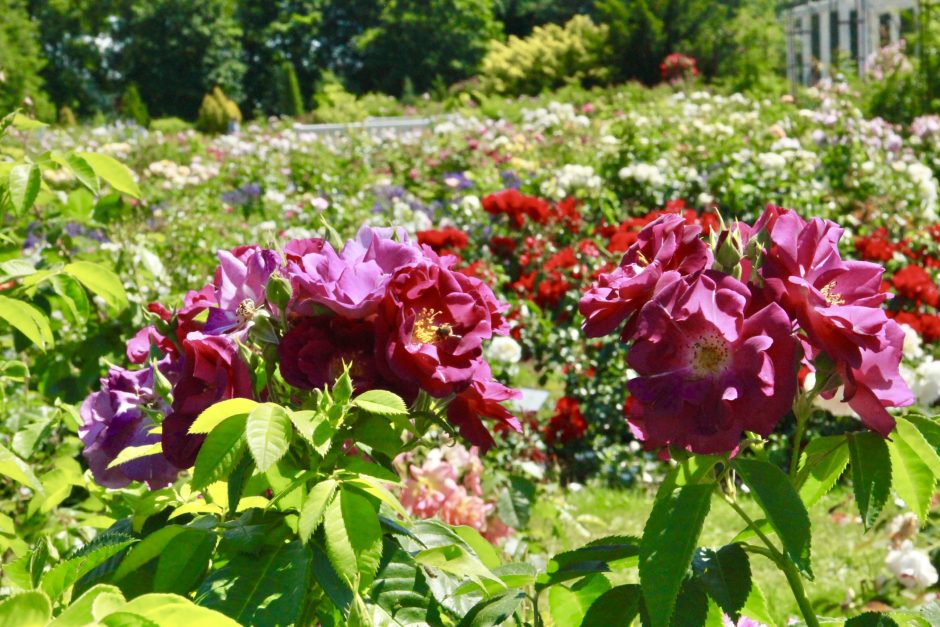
[627,271,798,454]
[80,364,179,489]
[286,226,422,319]
[204,245,280,334]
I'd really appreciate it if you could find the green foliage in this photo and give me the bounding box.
[0,0,53,121]
[310,71,401,123]
[149,117,192,133]
[275,61,304,118]
[352,0,502,95]
[114,0,246,120]
[120,84,150,128]
[480,15,611,96]
[56,106,76,127]
[196,87,242,134]
[714,0,786,93]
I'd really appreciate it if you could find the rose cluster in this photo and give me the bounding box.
[660,53,699,85]
[80,226,521,488]
[580,205,913,454]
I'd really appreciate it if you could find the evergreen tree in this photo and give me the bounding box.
[276,60,304,117]
[0,0,52,118]
[120,83,150,127]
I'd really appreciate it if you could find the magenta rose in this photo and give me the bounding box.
[626,271,798,454]
[446,363,522,451]
[80,364,180,489]
[286,226,422,319]
[204,245,280,334]
[162,332,253,468]
[581,213,712,340]
[377,258,509,397]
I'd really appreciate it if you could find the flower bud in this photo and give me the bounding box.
[265,275,292,312]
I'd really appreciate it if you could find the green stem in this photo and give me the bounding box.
[789,398,810,483]
[721,491,819,627]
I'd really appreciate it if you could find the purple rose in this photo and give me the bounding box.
[80,364,180,489]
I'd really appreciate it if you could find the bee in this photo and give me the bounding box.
[435,323,461,341]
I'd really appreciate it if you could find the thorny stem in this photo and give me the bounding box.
[721,490,819,627]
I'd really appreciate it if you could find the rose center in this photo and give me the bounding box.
[236,299,256,324]
[689,333,731,377]
[820,281,845,306]
[412,308,452,345]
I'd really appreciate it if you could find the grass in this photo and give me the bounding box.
[526,485,894,624]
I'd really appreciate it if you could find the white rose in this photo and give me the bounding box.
[487,336,522,364]
[886,540,939,589]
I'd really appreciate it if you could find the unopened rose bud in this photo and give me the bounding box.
[265,275,292,312]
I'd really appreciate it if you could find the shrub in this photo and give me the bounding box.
[0,0,53,120]
[196,86,242,134]
[479,15,610,96]
[120,83,150,128]
[275,60,304,118]
[57,105,77,127]
[150,117,193,133]
[310,71,401,123]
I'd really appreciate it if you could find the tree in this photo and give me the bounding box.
[237,0,321,117]
[314,0,382,84]
[352,0,502,96]
[493,0,593,37]
[0,0,52,118]
[275,60,304,117]
[112,0,246,119]
[120,83,150,127]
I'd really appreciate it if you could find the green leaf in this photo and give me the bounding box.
[692,544,751,618]
[77,152,141,198]
[111,593,241,626]
[352,389,409,416]
[311,538,353,615]
[454,526,502,570]
[548,574,611,627]
[740,580,776,627]
[106,443,162,470]
[197,541,310,626]
[299,479,338,543]
[0,295,53,350]
[324,489,384,590]
[895,417,940,476]
[734,458,812,578]
[113,526,188,581]
[581,584,642,627]
[191,415,247,490]
[245,403,293,472]
[9,163,40,212]
[41,535,137,600]
[887,435,934,522]
[797,435,850,508]
[370,541,436,624]
[0,442,44,492]
[48,584,125,627]
[63,261,128,312]
[189,398,259,434]
[0,591,51,627]
[414,544,503,588]
[848,432,892,529]
[496,475,536,529]
[51,152,99,195]
[457,591,526,627]
[153,529,215,595]
[537,535,640,588]
[11,114,47,130]
[344,475,409,518]
[639,483,712,627]
[844,612,900,627]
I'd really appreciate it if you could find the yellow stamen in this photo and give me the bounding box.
[820,281,845,306]
[413,309,444,344]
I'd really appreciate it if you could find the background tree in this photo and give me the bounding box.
[120,82,150,127]
[0,0,53,118]
[237,0,321,117]
[493,0,593,37]
[314,0,382,89]
[275,60,305,117]
[352,0,502,96]
[112,0,246,119]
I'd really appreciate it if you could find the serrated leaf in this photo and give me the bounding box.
[734,458,812,578]
[414,544,503,588]
[63,261,128,312]
[48,584,125,627]
[9,163,40,212]
[324,489,384,590]
[692,544,751,618]
[344,475,409,518]
[113,526,187,582]
[797,435,850,508]
[454,526,501,570]
[197,540,310,626]
[895,417,940,476]
[11,114,47,130]
[106,443,162,470]
[0,295,53,350]
[548,573,611,627]
[246,403,293,472]
[457,590,525,627]
[353,390,408,416]
[0,442,44,492]
[41,536,137,600]
[740,580,776,627]
[370,541,435,624]
[111,593,241,626]
[191,415,247,490]
[189,398,259,434]
[639,483,712,627]
[844,612,900,626]
[153,530,214,595]
[887,435,934,522]
[581,584,642,626]
[51,152,99,195]
[0,590,51,627]
[77,152,140,198]
[299,479,338,543]
[848,431,892,529]
[537,535,640,588]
